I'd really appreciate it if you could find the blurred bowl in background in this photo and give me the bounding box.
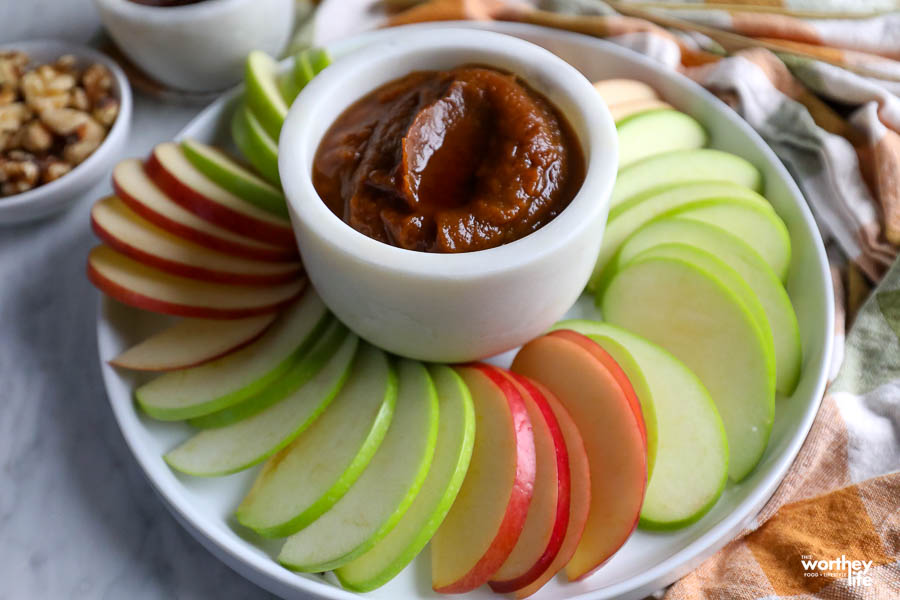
[93,0,295,93]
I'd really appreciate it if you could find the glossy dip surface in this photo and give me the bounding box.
[312,65,585,253]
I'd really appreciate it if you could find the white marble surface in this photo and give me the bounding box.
[0,3,283,598]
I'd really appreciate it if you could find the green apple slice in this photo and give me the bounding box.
[617,110,707,169]
[187,316,338,429]
[611,149,762,207]
[236,343,397,537]
[245,50,289,140]
[624,244,777,378]
[553,320,728,529]
[336,365,475,591]
[589,181,771,290]
[181,139,287,217]
[136,291,328,420]
[279,359,440,572]
[231,103,280,185]
[672,199,792,281]
[601,253,775,482]
[281,47,332,104]
[615,218,802,394]
[163,326,357,476]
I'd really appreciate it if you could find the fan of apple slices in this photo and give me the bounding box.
[86,59,805,599]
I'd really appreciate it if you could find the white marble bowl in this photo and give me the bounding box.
[0,40,132,225]
[93,0,295,92]
[279,28,618,362]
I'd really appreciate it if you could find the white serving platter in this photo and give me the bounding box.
[97,22,833,600]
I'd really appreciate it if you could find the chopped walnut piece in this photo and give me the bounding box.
[39,107,89,135]
[92,96,119,127]
[0,51,28,87]
[41,158,72,184]
[82,63,112,102]
[0,103,30,133]
[21,69,70,113]
[0,153,39,195]
[69,86,89,111]
[63,117,105,165]
[54,55,78,75]
[20,120,53,153]
[0,85,16,106]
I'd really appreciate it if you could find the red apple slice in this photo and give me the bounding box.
[92,196,302,286]
[512,331,647,581]
[549,329,648,451]
[431,364,535,594]
[509,378,591,599]
[488,368,570,594]
[113,159,297,262]
[146,142,295,247]
[87,245,304,319]
[110,313,276,371]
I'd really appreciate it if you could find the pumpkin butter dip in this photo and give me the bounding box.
[312,65,586,253]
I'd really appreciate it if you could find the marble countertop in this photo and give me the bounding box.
[0,3,285,598]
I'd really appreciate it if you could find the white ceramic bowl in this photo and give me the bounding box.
[93,0,295,92]
[279,28,618,362]
[0,40,132,225]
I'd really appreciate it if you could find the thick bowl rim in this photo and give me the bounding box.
[92,0,259,20]
[278,27,618,279]
[0,40,132,212]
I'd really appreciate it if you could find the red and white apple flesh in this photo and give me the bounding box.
[431,364,536,594]
[512,330,647,581]
[488,368,570,594]
[146,142,296,247]
[508,378,591,599]
[113,159,296,262]
[133,290,327,420]
[91,196,302,286]
[87,245,304,320]
[109,313,277,371]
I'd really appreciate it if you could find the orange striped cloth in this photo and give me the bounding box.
[374,1,900,598]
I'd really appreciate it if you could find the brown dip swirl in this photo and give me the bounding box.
[312,65,585,253]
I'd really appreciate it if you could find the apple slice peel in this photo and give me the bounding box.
[554,320,730,530]
[235,344,397,538]
[278,359,439,573]
[87,245,305,321]
[431,364,536,594]
[112,158,296,262]
[91,196,301,286]
[512,331,648,581]
[146,142,295,247]
[507,379,591,599]
[109,313,276,372]
[335,365,475,592]
[134,290,326,420]
[488,369,571,594]
[163,325,358,476]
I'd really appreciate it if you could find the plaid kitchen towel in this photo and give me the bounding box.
[374,1,900,597]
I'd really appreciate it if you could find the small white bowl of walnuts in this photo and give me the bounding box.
[0,40,132,224]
